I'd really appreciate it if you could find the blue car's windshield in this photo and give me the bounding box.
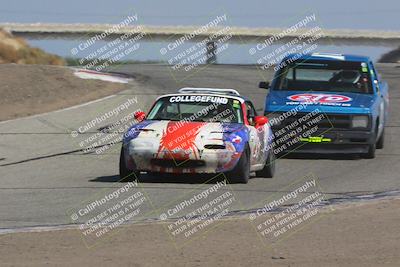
[273,60,373,94]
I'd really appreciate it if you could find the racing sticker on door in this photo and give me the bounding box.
[287,93,352,107]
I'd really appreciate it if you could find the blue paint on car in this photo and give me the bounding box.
[261,53,389,157]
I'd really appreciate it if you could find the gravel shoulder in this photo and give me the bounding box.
[1,198,399,267]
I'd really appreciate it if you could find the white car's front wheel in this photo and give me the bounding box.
[119,147,139,182]
[226,146,250,184]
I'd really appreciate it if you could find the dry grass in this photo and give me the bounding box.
[0,28,65,65]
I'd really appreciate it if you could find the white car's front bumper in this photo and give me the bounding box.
[127,138,240,173]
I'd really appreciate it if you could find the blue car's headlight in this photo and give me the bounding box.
[351,115,369,128]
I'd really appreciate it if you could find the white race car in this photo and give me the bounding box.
[120,88,275,183]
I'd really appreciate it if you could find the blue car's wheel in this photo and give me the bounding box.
[376,127,385,149]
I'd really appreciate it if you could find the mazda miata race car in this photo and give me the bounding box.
[119,88,275,183]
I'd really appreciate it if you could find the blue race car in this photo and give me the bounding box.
[259,53,389,158]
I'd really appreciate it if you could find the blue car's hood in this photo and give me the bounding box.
[266,90,375,114]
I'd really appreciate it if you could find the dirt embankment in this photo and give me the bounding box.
[0,64,128,121]
[0,29,64,65]
[379,47,400,63]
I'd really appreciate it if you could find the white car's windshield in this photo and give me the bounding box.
[147,95,243,123]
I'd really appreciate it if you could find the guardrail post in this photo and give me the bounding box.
[206,41,217,64]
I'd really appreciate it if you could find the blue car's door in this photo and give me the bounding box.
[369,61,388,136]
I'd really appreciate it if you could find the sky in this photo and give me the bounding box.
[1,0,399,30]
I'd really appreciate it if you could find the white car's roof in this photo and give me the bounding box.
[179,87,241,96]
[156,93,245,103]
[156,87,246,103]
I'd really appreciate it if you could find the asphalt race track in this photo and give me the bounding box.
[0,63,399,231]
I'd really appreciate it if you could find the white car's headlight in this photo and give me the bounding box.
[351,115,369,128]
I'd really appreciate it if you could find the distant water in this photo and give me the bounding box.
[27,39,393,64]
[1,0,399,63]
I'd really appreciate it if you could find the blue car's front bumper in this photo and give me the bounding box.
[271,127,375,154]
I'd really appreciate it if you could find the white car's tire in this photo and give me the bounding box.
[226,146,250,184]
[119,147,139,182]
[256,149,275,178]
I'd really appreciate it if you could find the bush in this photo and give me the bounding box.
[0,43,19,63]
